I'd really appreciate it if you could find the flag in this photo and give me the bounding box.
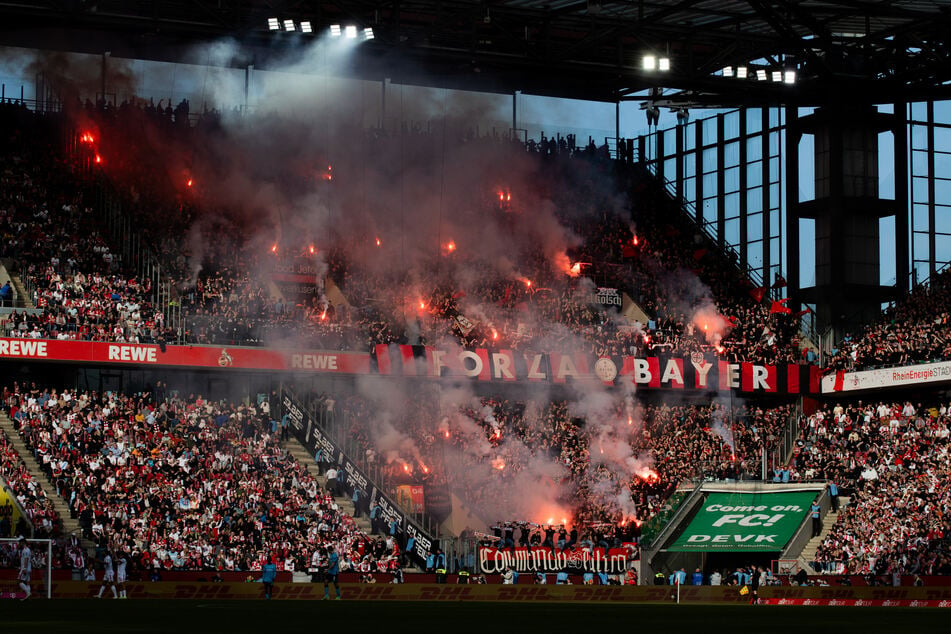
[793,307,813,319]
[773,273,787,288]
[770,298,792,315]
[749,287,768,303]
[833,370,845,392]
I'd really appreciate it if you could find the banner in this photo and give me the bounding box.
[667,491,816,551]
[0,337,820,394]
[396,485,425,514]
[478,546,636,574]
[0,338,369,374]
[0,478,26,537]
[821,359,951,393]
[280,390,435,568]
[375,344,820,394]
[594,288,622,307]
[16,581,951,604]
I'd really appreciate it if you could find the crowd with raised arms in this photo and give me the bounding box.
[789,400,951,575]
[2,384,403,575]
[827,268,951,371]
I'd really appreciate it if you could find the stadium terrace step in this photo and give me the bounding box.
[0,412,93,553]
[795,497,850,575]
[280,438,373,535]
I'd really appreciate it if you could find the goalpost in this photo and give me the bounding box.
[0,538,54,599]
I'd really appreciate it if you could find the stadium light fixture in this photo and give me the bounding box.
[268,17,280,31]
[642,55,656,71]
[330,24,342,37]
[784,70,796,84]
[284,19,296,31]
[771,70,783,82]
[722,66,734,77]
[345,25,358,39]
[658,57,670,71]
[301,21,313,33]
[736,66,748,79]
[756,69,768,81]
[364,27,374,41]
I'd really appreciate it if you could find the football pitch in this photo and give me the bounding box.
[1,600,946,633]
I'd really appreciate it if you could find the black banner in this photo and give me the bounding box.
[281,390,436,568]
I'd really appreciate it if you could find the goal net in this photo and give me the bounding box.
[0,538,53,600]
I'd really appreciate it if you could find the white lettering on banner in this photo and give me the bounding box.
[526,354,546,380]
[692,360,713,387]
[405,523,432,560]
[712,513,785,528]
[557,355,581,380]
[687,534,777,543]
[290,354,338,370]
[492,352,514,379]
[459,350,483,378]
[342,461,369,492]
[0,340,48,358]
[728,363,741,389]
[633,359,651,384]
[753,365,770,390]
[107,345,157,363]
[431,350,447,376]
[478,547,634,574]
[661,359,683,385]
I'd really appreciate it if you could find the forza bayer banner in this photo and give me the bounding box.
[668,491,817,551]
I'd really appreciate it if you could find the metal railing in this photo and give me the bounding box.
[289,388,443,538]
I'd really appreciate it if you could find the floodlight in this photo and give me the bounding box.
[736,66,748,79]
[345,25,358,39]
[330,24,342,37]
[784,70,796,84]
[642,55,656,71]
[301,21,313,33]
[722,66,734,77]
[771,70,782,82]
[268,18,280,31]
[284,19,295,31]
[756,69,768,81]
[364,27,374,40]
[658,57,670,71]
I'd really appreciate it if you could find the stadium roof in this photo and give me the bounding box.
[1,1,951,106]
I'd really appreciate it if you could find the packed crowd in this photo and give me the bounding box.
[827,267,951,371]
[0,101,811,368]
[320,389,794,532]
[790,400,951,575]
[3,383,403,574]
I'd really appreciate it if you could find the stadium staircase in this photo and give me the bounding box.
[0,412,94,553]
[280,436,373,535]
[794,496,849,575]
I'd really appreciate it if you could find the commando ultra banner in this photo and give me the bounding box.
[667,491,816,552]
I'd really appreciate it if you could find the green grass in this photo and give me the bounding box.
[1,600,947,633]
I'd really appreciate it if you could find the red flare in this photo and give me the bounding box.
[186,178,193,188]
[506,192,511,202]
[80,131,95,144]
[420,464,429,474]
[375,237,381,247]
[493,429,501,439]
[270,244,278,253]
[309,245,315,254]
[320,308,327,321]
[94,154,102,164]
[628,416,633,426]
[444,430,450,439]
[445,241,456,253]
[569,262,581,276]
[402,463,411,474]
[499,192,504,201]
[418,300,426,310]
[632,235,639,246]
[524,279,532,288]
[491,329,498,340]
